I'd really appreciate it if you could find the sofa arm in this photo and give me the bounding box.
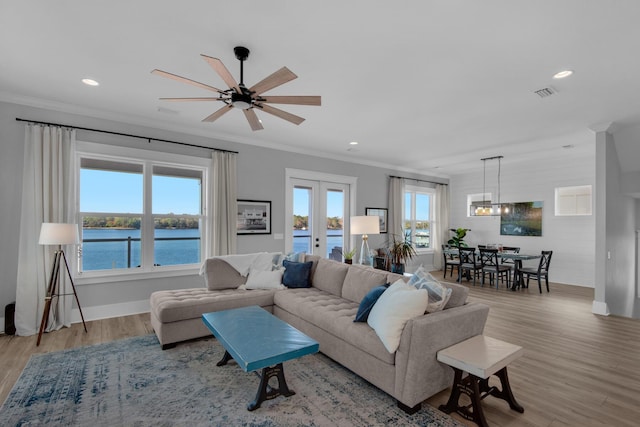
[394,302,490,407]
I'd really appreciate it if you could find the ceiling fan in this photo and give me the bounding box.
[151,46,321,131]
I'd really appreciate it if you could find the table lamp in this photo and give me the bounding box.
[37,222,87,346]
[350,216,380,266]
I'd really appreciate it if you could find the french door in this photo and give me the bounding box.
[285,169,357,258]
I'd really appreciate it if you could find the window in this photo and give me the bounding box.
[404,185,435,250]
[77,142,209,277]
[555,185,592,216]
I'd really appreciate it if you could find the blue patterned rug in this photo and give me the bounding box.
[0,334,463,426]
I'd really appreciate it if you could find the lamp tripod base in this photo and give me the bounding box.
[359,235,372,266]
[36,249,87,346]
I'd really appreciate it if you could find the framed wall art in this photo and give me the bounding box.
[237,200,271,235]
[500,201,543,236]
[365,207,388,234]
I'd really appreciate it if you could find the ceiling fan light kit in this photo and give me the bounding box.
[152,46,321,131]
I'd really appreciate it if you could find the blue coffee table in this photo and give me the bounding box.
[202,305,319,410]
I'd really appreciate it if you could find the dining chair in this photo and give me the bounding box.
[441,244,460,279]
[458,247,482,285]
[479,248,511,289]
[500,246,520,282]
[521,250,553,293]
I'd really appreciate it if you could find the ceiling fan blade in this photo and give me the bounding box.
[202,105,234,122]
[160,97,226,102]
[243,109,264,131]
[200,54,241,93]
[258,104,305,125]
[249,67,297,95]
[260,96,321,106]
[151,69,225,94]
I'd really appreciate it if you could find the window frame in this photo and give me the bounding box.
[75,141,211,284]
[404,184,435,253]
[554,185,592,216]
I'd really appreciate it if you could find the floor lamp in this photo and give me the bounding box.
[350,216,380,266]
[37,223,87,346]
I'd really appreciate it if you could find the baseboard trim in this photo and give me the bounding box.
[70,299,150,324]
[591,300,610,316]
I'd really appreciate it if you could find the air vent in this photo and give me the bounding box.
[534,87,555,98]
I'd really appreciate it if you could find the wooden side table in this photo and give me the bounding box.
[437,335,524,427]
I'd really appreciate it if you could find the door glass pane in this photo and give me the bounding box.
[326,189,344,259]
[293,186,312,253]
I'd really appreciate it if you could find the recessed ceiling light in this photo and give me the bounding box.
[82,78,99,86]
[553,70,573,79]
[349,141,359,145]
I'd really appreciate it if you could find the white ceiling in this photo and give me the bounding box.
[2,1,640,176]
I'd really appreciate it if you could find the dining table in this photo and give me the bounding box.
[443,248,541,291]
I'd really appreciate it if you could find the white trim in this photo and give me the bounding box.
[591,300,610,316]
[70,299,150,323]
[76,268,199,285]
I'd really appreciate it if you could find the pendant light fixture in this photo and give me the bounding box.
[470,155,509,216]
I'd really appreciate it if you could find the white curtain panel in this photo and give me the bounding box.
[432,183,450,270]
[15,125,77,336]
[211,151,238,256]
[388,177,405,239]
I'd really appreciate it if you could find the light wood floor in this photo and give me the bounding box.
[1,275,639,427]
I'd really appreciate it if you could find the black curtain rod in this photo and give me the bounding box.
[389,175,448,186]
[15,118,238,154]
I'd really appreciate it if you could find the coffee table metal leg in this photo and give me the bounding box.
[247,363,295,411]
[216,350,234,366]
[489,367,524,413]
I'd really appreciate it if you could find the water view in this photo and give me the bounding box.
[82,228,200,271]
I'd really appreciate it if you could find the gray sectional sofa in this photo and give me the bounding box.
[150,253,489,413]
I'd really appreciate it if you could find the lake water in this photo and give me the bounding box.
[82,228,351,271]
[82,228,200,271]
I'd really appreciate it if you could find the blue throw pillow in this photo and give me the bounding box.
[282,260,313,288]
[354,284,389,322]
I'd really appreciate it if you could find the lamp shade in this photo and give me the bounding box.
[350,216,380,235]
[39,223,79,245]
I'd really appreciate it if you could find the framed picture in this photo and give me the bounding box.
[500,201,543,236]
[237,200,271,235]
[365,207,388,234]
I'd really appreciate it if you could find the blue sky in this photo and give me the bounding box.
[80,170,200,215]
[293,188,344,218]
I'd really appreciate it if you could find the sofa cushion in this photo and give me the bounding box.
[341,264,390,303]
[201,258,247,290]
[303,254,321,283]
[245,268,285,290]
[150,288,276,323]
[367,279,429,353]
[441,281,469,309]
[311,258,349,296]
[282,260,313,288]
[274,287,395,364]
[354,284,388,322]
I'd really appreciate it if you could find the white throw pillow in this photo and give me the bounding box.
[245,269,285,290]
[408,265,452,312]
[367,279,429,353]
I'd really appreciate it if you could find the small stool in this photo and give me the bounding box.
[437,335,524,427]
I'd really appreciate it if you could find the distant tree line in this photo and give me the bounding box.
[83,216,198,229]
[293,215,343,230]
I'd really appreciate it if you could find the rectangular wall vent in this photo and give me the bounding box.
[534,87,555,98]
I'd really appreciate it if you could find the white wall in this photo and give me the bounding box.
[0,101,445,329]
[449,147,596,287]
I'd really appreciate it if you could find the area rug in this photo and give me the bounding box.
[0,334,462,426]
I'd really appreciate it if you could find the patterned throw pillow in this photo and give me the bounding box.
[408,265,452,312]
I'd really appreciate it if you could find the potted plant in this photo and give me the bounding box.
[447,228,470,248]
[388,231,417,274]
[340,248,357,264]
